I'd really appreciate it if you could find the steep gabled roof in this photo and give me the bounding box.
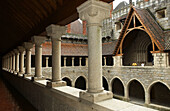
[164,31,170,51]
[113,6,166,55]
[135,8,165,49]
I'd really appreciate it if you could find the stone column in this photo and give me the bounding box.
[72,57,74,67]
[11,51,15,73]
[14,49,19,74]
[104,57,107,66]
[77,0,112,103]
[23,42,33,76]
[18,46,25,75]
[9,53,13,72]
[145,92,150,105]
[32,36,46,79]
[113,56,123,67]
[46,24,66,87]
[112,56,114,66]
[79,57,82,66]
[152,52,169,67]
[5,55,7,70]
[64,57,67,67]
[45,57,49,67]
[7,54,10,71]
[125,86,129,101]
[85,57,88,66]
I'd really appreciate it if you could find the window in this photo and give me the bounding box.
[115,22,122,31]
[156,9,166,19]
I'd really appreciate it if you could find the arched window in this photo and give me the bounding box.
[150,82,170,107]
[112,78,124,96]
[103,77,108,91]
[75,76,86,90]
[62,77,72,86]
[128,80,145,103]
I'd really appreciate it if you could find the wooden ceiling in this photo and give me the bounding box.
[0,0,114,56]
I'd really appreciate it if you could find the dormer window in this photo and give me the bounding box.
[115,22,122,31]
[156,9,166,19]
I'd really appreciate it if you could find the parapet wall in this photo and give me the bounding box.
[2,70,159,111]
[32,66,170,91]
[2,71,107,111]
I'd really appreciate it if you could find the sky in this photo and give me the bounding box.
[113,0,136,9]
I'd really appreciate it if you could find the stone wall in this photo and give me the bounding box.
[31,66,170,92]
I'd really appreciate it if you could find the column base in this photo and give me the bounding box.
[79,90,113,103]
[13,71,18,75]
[23,74,34,78]
[10,70,14,73]
[17,72,24,77]
[46,81,66,88]
[31,77,46,81]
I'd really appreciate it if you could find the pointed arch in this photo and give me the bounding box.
[62,76,72,86]
[113,6,165,56]
[111,77,125,96]
[75,76,87,90]
[148,81,170,107]
[127,79,146,103]
[102,76,109,91]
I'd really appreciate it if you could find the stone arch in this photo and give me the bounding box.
[111,77,125,97]
[75,76,86,90]
[148,81,170,107]
[102,76,109,91]
[121,29,153,66]
[127,79,146,103]
[62,76,72,86]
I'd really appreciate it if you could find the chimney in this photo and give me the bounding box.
[83,21,87,35]
[67,24,71,33]
[110,2,113,17]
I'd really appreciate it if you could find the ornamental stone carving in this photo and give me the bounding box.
[77,0,111,26]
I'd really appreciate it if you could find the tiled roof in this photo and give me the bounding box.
[134,8,165,50]
[164,31,170,51]
[31,40,117,56]
[102,41,117,55]
[61,43,88,56]
[31,42,88,56]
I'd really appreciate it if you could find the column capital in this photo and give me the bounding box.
[10,51,15,55]
[18,46,25,53]
[32,36,46,46]
[46,24,66,39]
[23,42,33,50]
[14,49,19,54]
[77,0,111,26]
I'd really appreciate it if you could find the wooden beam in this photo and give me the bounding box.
[134,12,162,51]
[119,12,134,54]
[133,15,136,27]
